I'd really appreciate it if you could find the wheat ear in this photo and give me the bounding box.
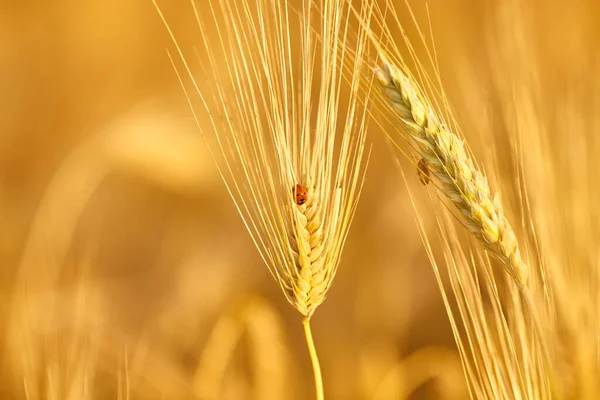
[375,62,528,287]
[291,186,335,319]
[154,0,375,397]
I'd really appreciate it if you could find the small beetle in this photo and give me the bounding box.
[417,158,431,185]
[294,184,308,205]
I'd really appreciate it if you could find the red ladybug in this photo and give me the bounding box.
[294,184,308,205]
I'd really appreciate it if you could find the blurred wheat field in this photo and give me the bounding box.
[1,0,599,399]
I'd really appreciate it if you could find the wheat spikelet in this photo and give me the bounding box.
[375,61,528,288]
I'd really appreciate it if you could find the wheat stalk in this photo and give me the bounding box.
[154,0,374,398]
[375,61,528,288]
[360,1,546,396]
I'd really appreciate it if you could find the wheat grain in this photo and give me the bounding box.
[375,61,528,288]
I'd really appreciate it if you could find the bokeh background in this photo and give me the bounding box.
[1,0,598,399]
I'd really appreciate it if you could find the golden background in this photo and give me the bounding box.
[0,0,597,398]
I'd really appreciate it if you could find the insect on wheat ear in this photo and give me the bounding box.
[417,157,431,185]
[294,184,308,205]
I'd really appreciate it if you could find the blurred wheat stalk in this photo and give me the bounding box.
[154,0,376,398]
[368,0,600,398]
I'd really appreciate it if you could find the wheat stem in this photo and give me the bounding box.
[303,318,324,400]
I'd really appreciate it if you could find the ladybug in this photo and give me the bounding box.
[417,157,431,185]
[294,184,308,205]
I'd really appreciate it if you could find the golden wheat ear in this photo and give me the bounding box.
[358,1,558,397]
[155,0,374,320]
[375,62,528,288]
[154,0,376,398]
